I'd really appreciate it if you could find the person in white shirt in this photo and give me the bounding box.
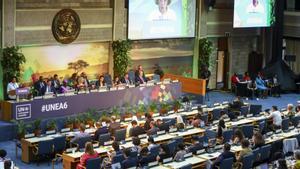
[149,0,176,21]
[267,106,282,131]
[7,77,19,100]
[246,0,265,14]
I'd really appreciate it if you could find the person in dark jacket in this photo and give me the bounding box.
[129,120,146,137]
[211,143,236,169]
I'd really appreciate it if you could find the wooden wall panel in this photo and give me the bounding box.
[284,12,300,38]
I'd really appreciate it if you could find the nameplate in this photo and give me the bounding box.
[162,157,172,164]
[237,116,244,120]
[93,143,99,148]
[224,118,230,122]
[128,85,135,88]
[33,96,43,100]
[124,117,132,122]
[213,120,218,125]
[178,108,184,112]
[146,83,154,87]
[186,125,193,130]
[66,148,77,153]
[64,92,75,96]
[111,163,121,169]
[104,141,113,146]
[118,86,125,90]
[197,149,206,155]
[116,119,121,123]
[172,80,179,83]
[169,128,178,133]
[215,145,223,150]
[157,130,166,135]
[213,103,220,106]
[139,84,146,87]
[275,129,282,134]
[56,93,64,97]
[110,87,117,91]
[201,105,208,108]
[156,82,162,85]
[184,152,193,158]
[148,161,158,167]
[153,113,159,117]
[61,128,71,133]
[138,134,147,139]
[222,101,229,105]
[46,130,56,135]
[246,114,253,118]
[24,133,35,138]
[90,89,98,93]
[289,126,295,130]
[85,125,90,128]
[168,110,175,114]
[78,91,86,94]
[16,88,30,95]
[43,93,54,99]
[266,132,273,136]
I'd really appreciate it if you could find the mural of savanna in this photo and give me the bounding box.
[20,43,109,84]
[130,38,194,77]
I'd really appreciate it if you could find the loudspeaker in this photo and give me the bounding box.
[285,55,296,62]
[296,0,300,10]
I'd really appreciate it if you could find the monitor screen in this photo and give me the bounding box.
[233,0,274,28]
[128,0,196,40]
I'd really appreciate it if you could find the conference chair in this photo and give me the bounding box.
[241,125,254,139]
[114,128,126,142]
[249,105,262,116]
[222,129,234,143]
[218,157,233,169]
[153,74,161,83]
[237,153,254,169]
[292,116,300,127]
[104,73,113,87]
[205,129,217,139]
[173,136,184,145]
[179,164,192,169]
[149,145,160,156]
[72,135,92,150]
[281,118,290,132]
[98,133,111,146]
[52,135,66,169]
[259,144,271,163]
[252,148,261,167]
[122,157,138,168]
[32,139,54,165]
[212,108,222,121]
[84,157,102,169]
[128,70,135,84]
[167,140,177,156]
[240,106,249,117]
[112,154,125,164]
[129,150,138,158]
[258,120,266,134]
[15,132,34,158]
[200,114,208,124]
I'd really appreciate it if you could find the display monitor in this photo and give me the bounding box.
[128,0,196,40]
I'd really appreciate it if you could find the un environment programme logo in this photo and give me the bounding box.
[52,9,81,44]
[41,102,68,112]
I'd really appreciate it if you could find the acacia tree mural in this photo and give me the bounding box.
[68,60,89,73]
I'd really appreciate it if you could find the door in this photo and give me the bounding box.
[216,51,225,89]
[216,37,229,90]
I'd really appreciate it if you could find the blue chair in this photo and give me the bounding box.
[219,157,233,169]
[173,137,184,145]
[240,106,249,117]
[222,130,233,143]
[212,108,222,121]
[122,157,138,168]
[205,129,217,139]
[53,135,66,153]
[239,153,254,169]
[85,157,102,169]
[112,154,125,164]
[73,136,92,149]
[258,120,266,134]
[167,140,177,155]
[200,114,208,124]
[241,125,254,139]
[252,148,261,167]
[98,133,111,146]
[33,139,54,165]
[249,105,262,116]
[292,116,300,127]
[282,118,290,131]
[130,150,138,158]
[149,145,160,156]
[153,74,161,82]
[179,164,192,169]
[114,128,126,142]
[259,145,271,163]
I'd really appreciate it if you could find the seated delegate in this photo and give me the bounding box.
[7,76,19,100]
[76,142,98,169]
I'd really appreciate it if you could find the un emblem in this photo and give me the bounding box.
[52,9,81,44]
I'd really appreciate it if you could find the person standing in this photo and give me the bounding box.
[7,76,19,100]
[200,66,211,89]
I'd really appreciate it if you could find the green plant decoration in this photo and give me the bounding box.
[112,40,132,77]
[111,107,121,118]
[160,102,170,115]
[136,103,146,117]
[0,46,26,98]
[148,101,158,115]
[12,120,31,139]
[198,38,214,77]
[32,119,41,131]
[100,111,111,123]
[65,117,74,129]
[173,99,182,112]
[46,119,57,131]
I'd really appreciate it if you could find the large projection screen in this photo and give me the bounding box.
[128,0,196,40]
[234,0,274,28]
